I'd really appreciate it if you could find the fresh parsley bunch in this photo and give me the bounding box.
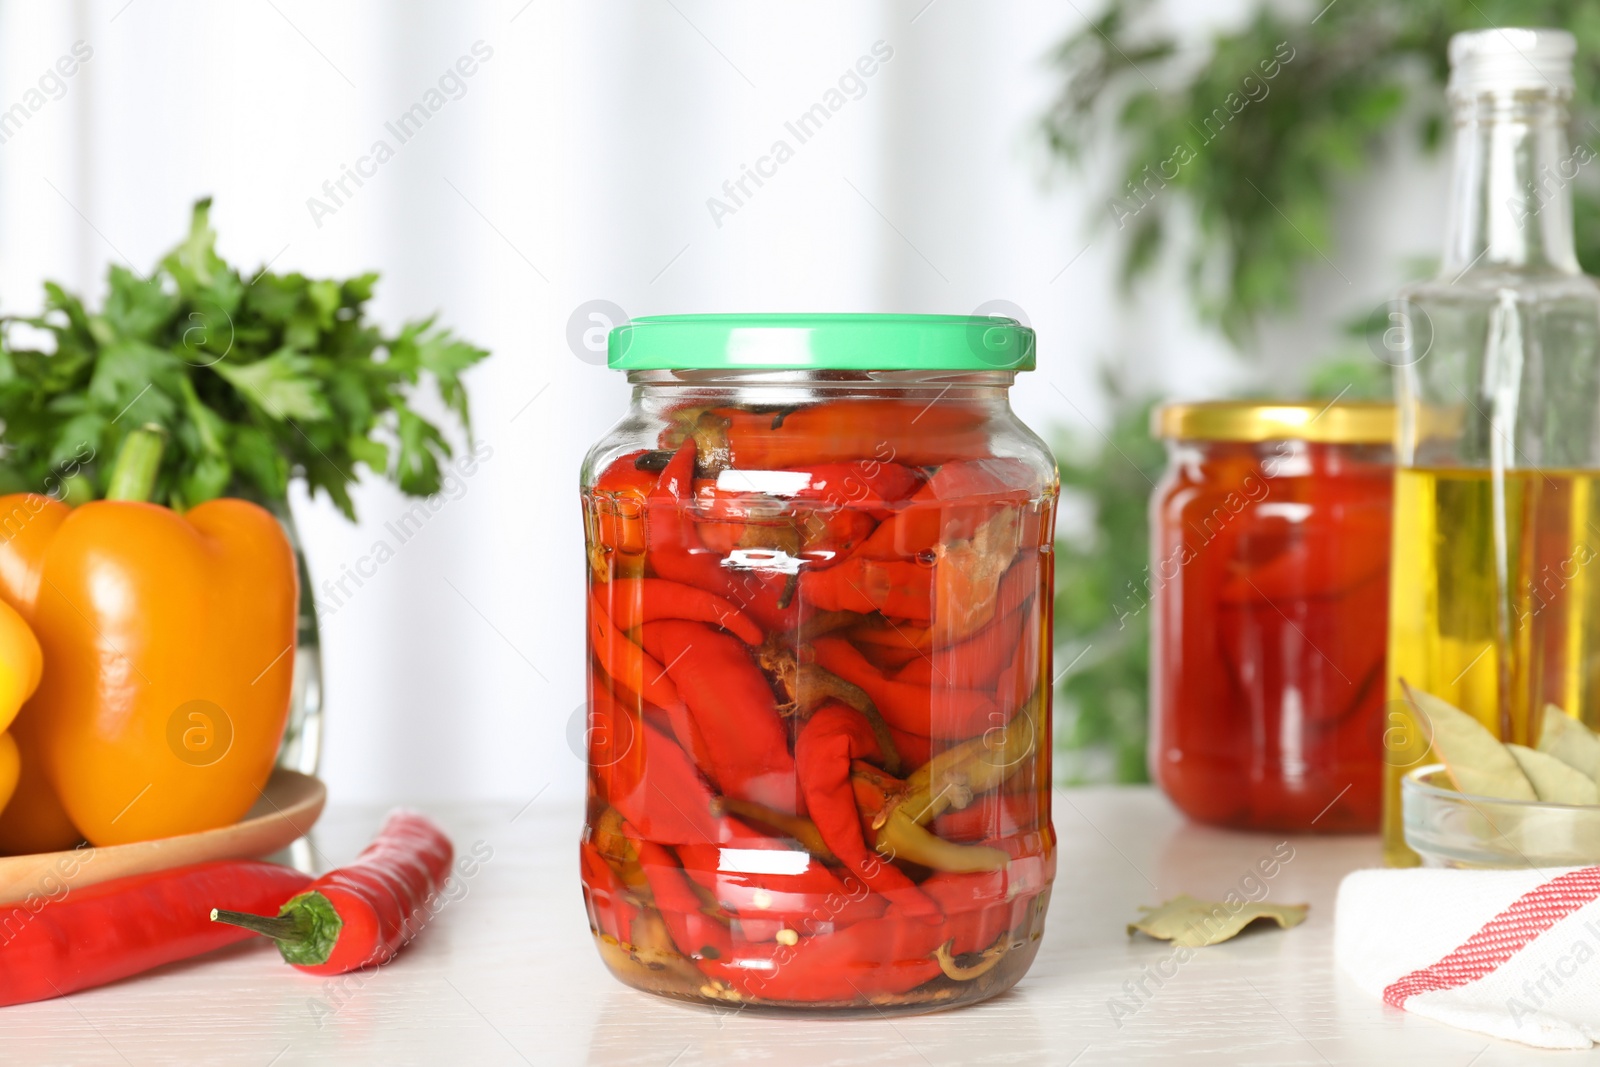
[0,199,488,518]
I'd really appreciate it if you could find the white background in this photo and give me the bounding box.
[0,0,1449,805]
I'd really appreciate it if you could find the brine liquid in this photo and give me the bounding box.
[1384,467,1600,865]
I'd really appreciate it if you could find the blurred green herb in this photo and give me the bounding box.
[1042,0,1600,343]
[1054,378,1165,784]
[0,199,488,518]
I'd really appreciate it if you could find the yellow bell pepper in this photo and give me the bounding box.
[0,595,44,817]
[0,493,76,852]
[0,732,17,817]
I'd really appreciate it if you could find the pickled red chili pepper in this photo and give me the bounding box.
[799,557,934,619]
[854,458,1032,560]
[587,449,657,564]
[587,596,688,721]
[582,378,1057,1011]
[681,401,993,470]
[795,702,939,922]
[808,635,998,740]
[642,440,802,633]
[646,440,728,593]
[712,911,947,1003]
[693,460,924,566]
[639,619,800,813]
[581,840,640,944]
[596,577,764,645]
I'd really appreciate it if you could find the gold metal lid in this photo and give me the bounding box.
[1153,400,1396,444]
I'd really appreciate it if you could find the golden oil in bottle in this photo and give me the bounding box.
[1383,467,1600,864]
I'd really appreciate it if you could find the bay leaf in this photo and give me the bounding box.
[1128,894,1308,948]
[1404,682,1536,801]
[1536,704,1600,782]
[1508,743,1600,805]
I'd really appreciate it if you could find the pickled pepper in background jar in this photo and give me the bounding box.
[578,314,1058,1013]
[1150,402,1395,832]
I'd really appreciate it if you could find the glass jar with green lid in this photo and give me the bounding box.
[578,314,1058,1012]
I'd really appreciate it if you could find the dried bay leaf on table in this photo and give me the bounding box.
[1128,894,1308,948]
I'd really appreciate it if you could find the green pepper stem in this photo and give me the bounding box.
[213,890,343,966]
[211,908,308,944]
[104,424,167,503]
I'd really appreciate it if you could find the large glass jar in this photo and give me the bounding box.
[1151,402,1394,832]
[578,314,1057,1013]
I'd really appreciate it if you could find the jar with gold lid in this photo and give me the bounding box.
[1150,401,1395,832]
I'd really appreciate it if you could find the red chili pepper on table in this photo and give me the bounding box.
[0,860,312,1007]
[212,810,454,976]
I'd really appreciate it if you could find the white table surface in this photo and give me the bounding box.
[4,786,1591,1066]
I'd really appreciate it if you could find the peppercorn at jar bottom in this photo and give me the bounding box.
[579,395,1057,1011]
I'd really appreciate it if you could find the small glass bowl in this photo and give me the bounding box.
[1402,763,1600,868]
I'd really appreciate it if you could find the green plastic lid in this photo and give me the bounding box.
[607,313,1036,372]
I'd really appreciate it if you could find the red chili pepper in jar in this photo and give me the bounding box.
[711,910,947,1004]
[795,702,939,922]
[644,441,802,633]
[586,450,658,575]
[693,461,926,567]
[891,555,1038,687]
[679,400,994,470]
[799,556,935,620]
[608,720,726,845]
[639,619,801,814]
[595,577,764,645]
[809,635,996,739]
[853,458,1033,560]
[212,810,455,976]
[0,860,312,1007]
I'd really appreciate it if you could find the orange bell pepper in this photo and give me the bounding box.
[26,428,300,847]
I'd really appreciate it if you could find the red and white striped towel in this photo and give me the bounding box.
[1336,867,1600,1049]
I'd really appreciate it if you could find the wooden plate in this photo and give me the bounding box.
[0,768,326,900]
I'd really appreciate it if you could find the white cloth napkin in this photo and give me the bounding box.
[1335,866,1600,1049]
